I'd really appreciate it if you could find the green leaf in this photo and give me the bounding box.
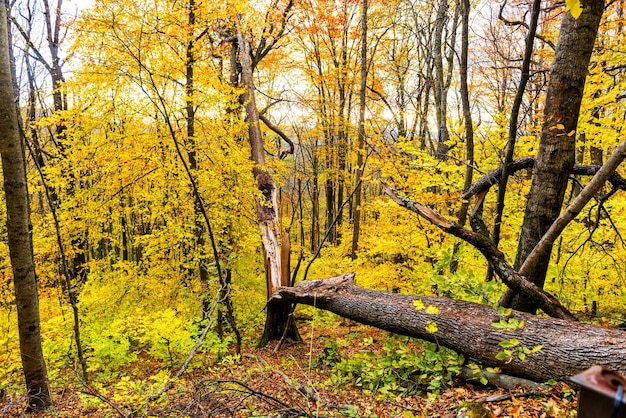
[491,321,508,330]
[499,338,520,348]
[497,307,512,317]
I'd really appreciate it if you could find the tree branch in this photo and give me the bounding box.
[258,113,294,159]
[519,138,626,277]
[382,183,576,321]
[463,157,626,199]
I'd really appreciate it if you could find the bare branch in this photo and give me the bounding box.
[8,15,53,74]
[382,183,576,321]
[463,156,626,199]
[258,113,294,159]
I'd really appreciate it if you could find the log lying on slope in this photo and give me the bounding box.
[274,273,626,383]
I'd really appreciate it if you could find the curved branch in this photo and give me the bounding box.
[463,156,535,199]
[8,15,54,74]
[498,1,555,49]
[258,113,294,159]
[463,157,626,199]
[382,183,576,321]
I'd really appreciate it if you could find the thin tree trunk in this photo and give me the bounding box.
[0,2,51,409]
[187,2,240,352]
[311,154,320,253]
[486,0,542,282]
[450,0,474,273]
[350,0,368,260]
[433,0,449,159]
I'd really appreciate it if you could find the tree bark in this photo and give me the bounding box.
[350,0,367,260]
[237,27,299,346]
[432,0,450,159]
[487,0,542,281]
[450,0,474,273]
[275,274,626,383]
[0,2,51,410]
[507,0,605,312]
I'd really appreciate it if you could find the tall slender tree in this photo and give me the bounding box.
[350,0,368,259]
[0,0,51,410]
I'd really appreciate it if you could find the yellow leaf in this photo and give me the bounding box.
[555,123,565,130]
[425,320,438,333]
[425,305,439,315]
[413,300,425,310]
[566,0,583,19]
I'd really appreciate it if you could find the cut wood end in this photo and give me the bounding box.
[471,190,488,217]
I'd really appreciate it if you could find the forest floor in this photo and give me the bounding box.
[1,318,579,417]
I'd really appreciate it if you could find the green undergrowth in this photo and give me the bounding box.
[318,334,465,400]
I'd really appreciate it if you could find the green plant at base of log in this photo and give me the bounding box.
[328,336,464,398]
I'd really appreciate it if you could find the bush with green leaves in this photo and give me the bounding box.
[325,335,464,397]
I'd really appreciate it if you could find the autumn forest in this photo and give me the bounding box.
[1,0,626,416]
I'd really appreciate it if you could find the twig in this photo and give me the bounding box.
[146,286,224,403]
[387,401,423,412]
[480,390,550,403]
[274,310,296,352]
[275,370,325,405]
[204,379,292,409]
[77,387,129,418]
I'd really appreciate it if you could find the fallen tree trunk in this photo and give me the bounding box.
[275,273,626,383]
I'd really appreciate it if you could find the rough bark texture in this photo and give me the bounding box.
[275,274,626,382]
[0,3,51,410]
[432,0,450,159]
[450,0,474,274]
[509,0,605,312]
[237,28,299,346]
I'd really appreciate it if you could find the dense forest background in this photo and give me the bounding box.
[1,0,625,415]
